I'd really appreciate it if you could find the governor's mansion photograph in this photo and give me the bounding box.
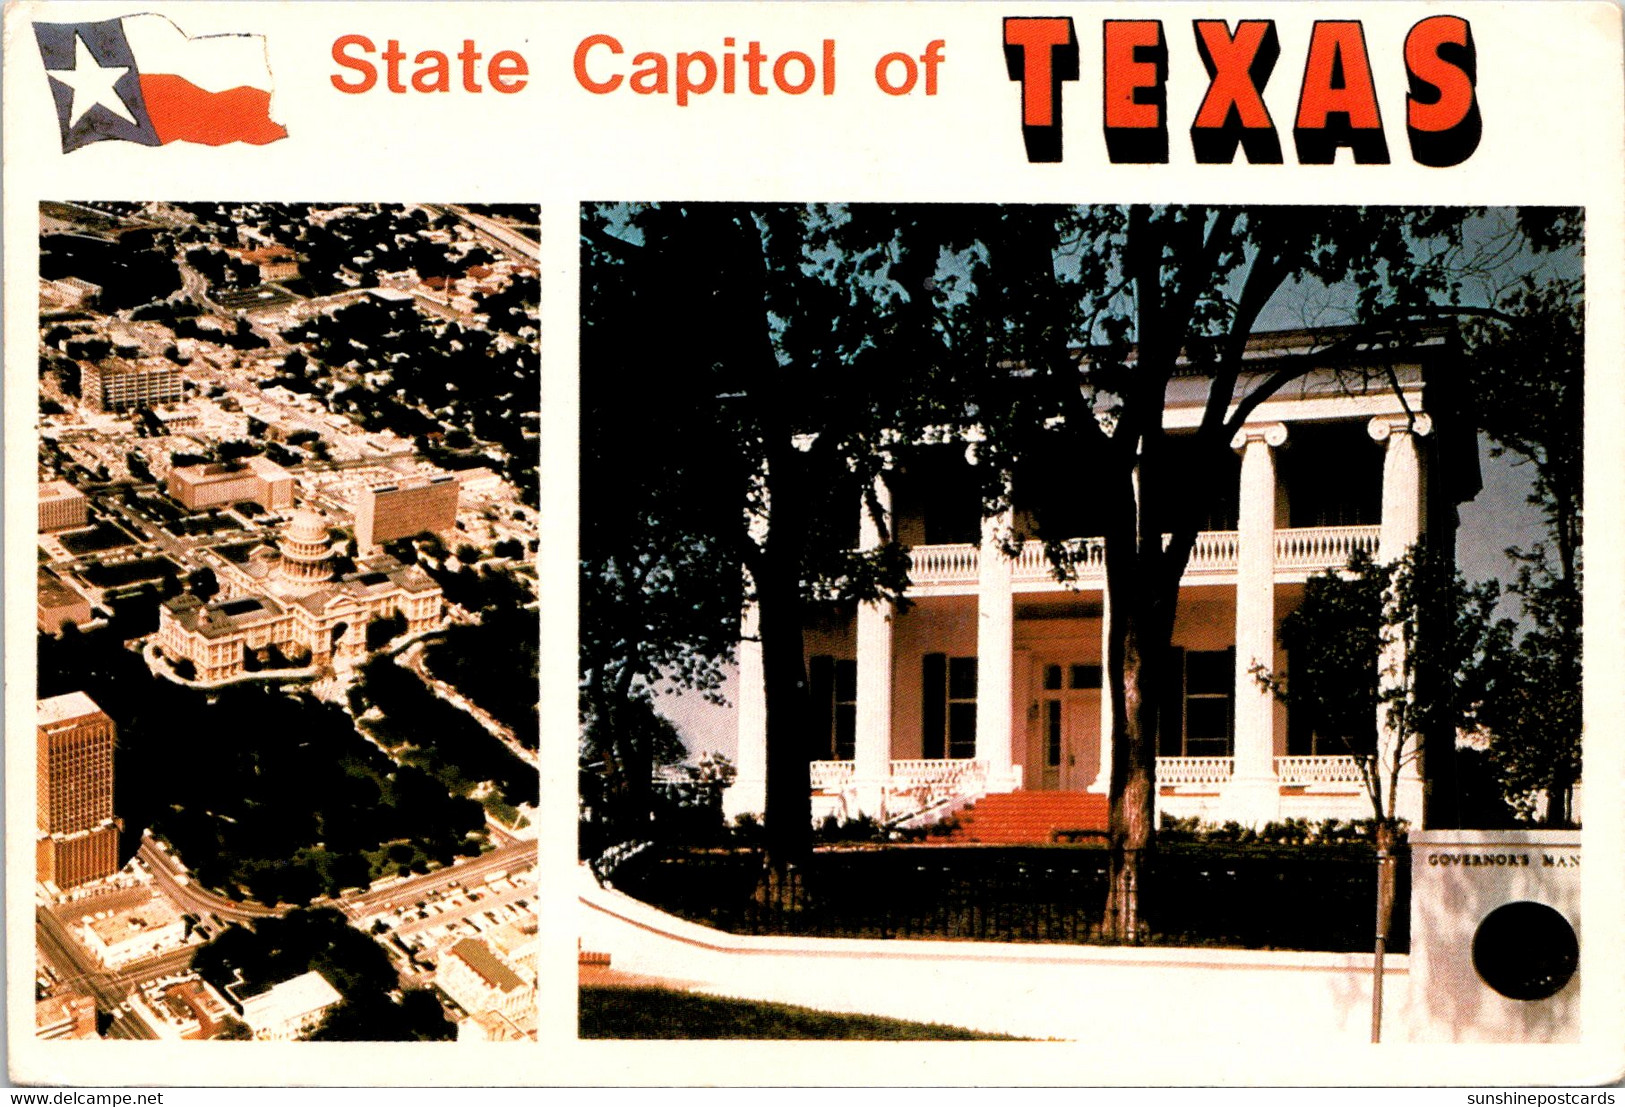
[579,203,1584,1044]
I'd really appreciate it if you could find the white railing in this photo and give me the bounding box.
[886,758,989,820]
[1274,525,1379,573]
[1155,757,1235,786]
[909,543,980,585]
[805,758,990,819]
[889,757,988,792]
[1274,755,1368,787]
[908,526,1378,591]
[1184,530,1241,576]
[809,760,856,792]
[1013,539,1105,584]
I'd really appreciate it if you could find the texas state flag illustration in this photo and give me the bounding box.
[33,14,288,153]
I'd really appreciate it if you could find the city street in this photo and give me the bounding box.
[39,834,537,1031]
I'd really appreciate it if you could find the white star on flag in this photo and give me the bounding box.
[49,33,137,128]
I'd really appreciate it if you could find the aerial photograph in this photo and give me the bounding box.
[34,200,539,1042]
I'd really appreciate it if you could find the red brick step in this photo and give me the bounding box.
[944,791,1110,845]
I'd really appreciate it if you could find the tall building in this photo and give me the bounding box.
[36,692,119,890]
[353,475,460,552]
[38,480,88,532]
[79,357,183,413]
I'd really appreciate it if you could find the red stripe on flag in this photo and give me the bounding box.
[137,74,287,145]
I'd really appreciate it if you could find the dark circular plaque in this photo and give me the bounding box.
[1471,901,1578,1001]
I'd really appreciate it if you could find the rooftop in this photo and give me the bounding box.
[446,938,526,994]
[39,480,85,501]
[83,896,184,944]
[38,571,88,610]
[37,691,104,728]
[137,975,234,1035]
[239,971,342,1027]
[163,592,288,638]
[82,356,176,378]
[172,456,291,484]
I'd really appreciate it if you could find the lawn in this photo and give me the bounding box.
[579,985,1019,1040]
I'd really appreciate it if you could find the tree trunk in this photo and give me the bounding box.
[1547,769,1574,828]
[615,709,655,836]
[757,560,813,874]
[1371,819,1397,1042]
[1104,598,1161,942]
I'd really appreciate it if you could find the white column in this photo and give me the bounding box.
[1090,592,1114,794]
[724,486,772,822]
[1371,414,1431,562]
[1369,413,1432,826]
[722,596,767,820]
[1222,423,1287,826]
[1011,648,1031,791]
[853,478,894,817]
[975,508,1016,789]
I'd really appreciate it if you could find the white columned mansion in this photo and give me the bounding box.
[724,330,1477,830]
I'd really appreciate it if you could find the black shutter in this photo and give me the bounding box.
[922,652,946,759]
[808,655,834,761]
[1159,646,1185,758]
[1224,645,1237,751]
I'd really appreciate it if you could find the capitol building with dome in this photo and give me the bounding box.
[156,507,444,683]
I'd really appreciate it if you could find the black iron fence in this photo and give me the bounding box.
[610,843,1410,953]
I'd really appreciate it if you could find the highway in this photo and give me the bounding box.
[342,838,536,919]
[398,641,539,768]
[140,831,534,925]
[428,204,539,265]
[138,838,279,925]
[36,906,125,1013]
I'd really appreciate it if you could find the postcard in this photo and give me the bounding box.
[4,0,1622,1089]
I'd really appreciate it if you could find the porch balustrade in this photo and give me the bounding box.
[889,757,988,794]
[1183,530,1241,576]
[799,754,1365,811]
[908,543,980,584]
[1273,755,1369,787]
[906,524,1380,590]
[1273,525,1380,572]
[1012,538,1104,583]
[807,758,991,818]
[809,760,857,792]
[1154,757,1236,786]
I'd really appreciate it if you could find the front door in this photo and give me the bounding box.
[1033,662,1102,791]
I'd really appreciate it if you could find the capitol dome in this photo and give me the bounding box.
[276,508,334,587]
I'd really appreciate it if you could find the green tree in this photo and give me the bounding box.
[185,566,219,601]
[1262,545,1503,1039]
[580,203,920,867]
[1464,277,1583,824]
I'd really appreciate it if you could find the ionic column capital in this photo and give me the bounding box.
[1230,422,1288,452]
[1367,412,1433,442]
